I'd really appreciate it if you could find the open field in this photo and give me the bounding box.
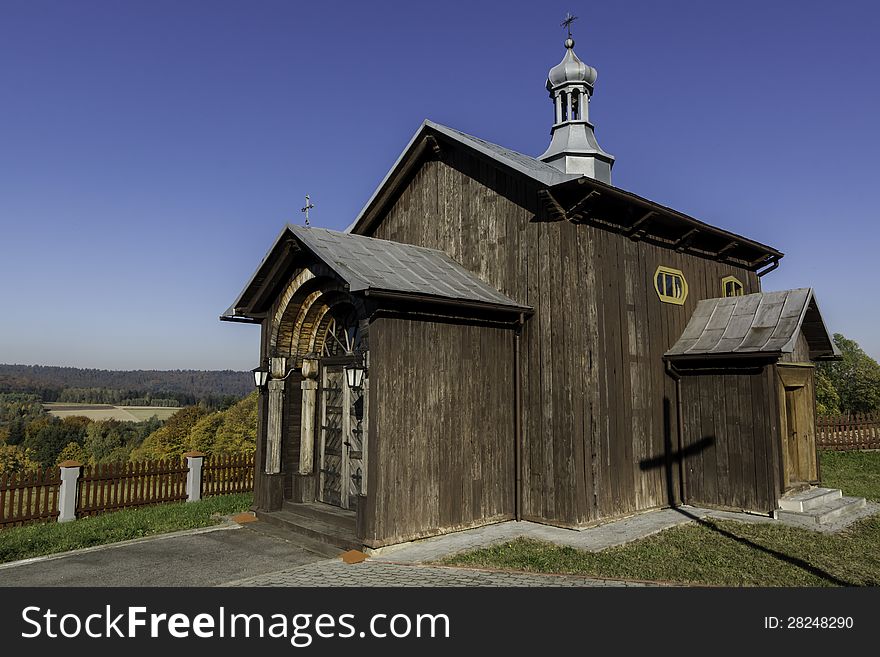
[43,403,179,422]
[442,451,880,586]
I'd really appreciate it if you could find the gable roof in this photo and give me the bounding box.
[345,120,580,235]
[665,288,839,362]
[221,225,530,321]
[346,120,784,271]
[425,121,580,187]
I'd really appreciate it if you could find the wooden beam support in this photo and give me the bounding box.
[750,253,775,268]
[537,189,567,221]
[625,210,655,241]
[566,190,601,222]
[713,241,739,260]
[247,239,300,314]
[674,228,700,252]
[424,135,444,160]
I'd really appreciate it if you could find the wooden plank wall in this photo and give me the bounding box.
[253,319,284,511]
[679,368,781,513]
[282,371,304,500]
[362,316,515,548]
[780,331,812,363]
[367,153,765,526]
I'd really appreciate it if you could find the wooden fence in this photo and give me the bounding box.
[0,454,254,529]
[0,467,60,528]
[817,413,880,451]
[202,454,254,497]
[77,459,188,517]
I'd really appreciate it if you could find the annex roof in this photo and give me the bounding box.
[665,288,839,362]
[221,225,530,321]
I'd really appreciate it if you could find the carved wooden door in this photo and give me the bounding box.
[318,366,345,507]
[318,364,367,510]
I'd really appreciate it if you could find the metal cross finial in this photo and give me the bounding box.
[300,194,315,226]
[561,12,578,38]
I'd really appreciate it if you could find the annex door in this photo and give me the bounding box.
[317,363,366,510]
[778,365,818,489]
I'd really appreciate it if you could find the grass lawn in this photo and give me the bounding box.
[818,450,880,502]
[0,493,252,565]
[442,451,880,586]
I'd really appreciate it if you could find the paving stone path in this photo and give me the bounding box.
[222,559,658,587]
[366,505,777,564]
[221,504,843,587]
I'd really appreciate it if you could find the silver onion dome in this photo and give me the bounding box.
[547,39,598,91]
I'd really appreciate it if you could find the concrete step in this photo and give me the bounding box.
[241,519,344,559]
[777,496,867,527]
[257,509,361,551]
[778,487,842,512]
[282,501,357,531]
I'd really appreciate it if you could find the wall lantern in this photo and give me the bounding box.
[252,367,269,390]
[345,351,367,390]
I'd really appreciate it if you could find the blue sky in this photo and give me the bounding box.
[0,0,878,370]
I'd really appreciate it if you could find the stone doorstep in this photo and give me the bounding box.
[777,496,868,527]
[778,487,842,512]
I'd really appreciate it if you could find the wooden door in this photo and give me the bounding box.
[317,364,367,510]
[777,365,818,489]
[318,366,345,507]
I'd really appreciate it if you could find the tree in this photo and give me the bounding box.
[186,412,224,454]
[818,333,880,415]
[56,441,89,466]
[815,367,841,416]
[0,445,39,475]
[130,406,208,460]
[212,392,258,457]
[6,419,25,445]
[21,415,90,467]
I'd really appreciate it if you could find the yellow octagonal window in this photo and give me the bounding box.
[654,266,688,305]
[722,275,744,297]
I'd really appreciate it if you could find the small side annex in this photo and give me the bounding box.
[665,289,839,513]
[222,225,530,548]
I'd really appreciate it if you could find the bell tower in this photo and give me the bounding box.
[538,16,615,183]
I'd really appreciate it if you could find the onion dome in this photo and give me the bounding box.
[547,39,598,91]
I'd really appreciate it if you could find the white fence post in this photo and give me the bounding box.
[57,460,82,522]
[184,452,206,502]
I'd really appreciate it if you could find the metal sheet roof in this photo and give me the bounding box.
[344,121,783,270]
[425,121,579,187]
[223,225,530,318]
[665,288,839,361]
[345,119,579,234]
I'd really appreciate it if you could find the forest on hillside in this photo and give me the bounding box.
[0,392,257,473]
[0,365,258,473]
[0,364,252,408]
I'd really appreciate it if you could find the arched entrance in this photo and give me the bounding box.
[314,305,367,510]
[269,269,368,511]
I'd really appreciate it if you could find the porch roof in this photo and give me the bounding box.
[665,288,840,362]
[222,225,531,320]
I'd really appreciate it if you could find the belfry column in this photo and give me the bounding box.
[265,356,286,475]
[299,356,319,475]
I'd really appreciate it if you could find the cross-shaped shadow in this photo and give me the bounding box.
[636,397,854,587]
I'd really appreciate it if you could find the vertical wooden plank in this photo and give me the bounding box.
[578,226,599,520]
[713,375,730,506]
[0,472,7,525]
[613,231,634,515]
[16,471,25,521]
[24,471,33,523]
[537,222,555,520]
[341,374,352,510]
